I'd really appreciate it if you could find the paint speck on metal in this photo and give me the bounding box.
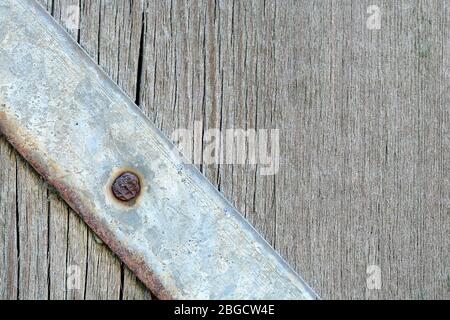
[0,0,318,299]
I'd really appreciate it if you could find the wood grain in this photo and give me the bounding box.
[0,0,448,299]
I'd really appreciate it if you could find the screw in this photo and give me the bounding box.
[111,172,141,202]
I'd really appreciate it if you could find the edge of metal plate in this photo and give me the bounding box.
[0,0,319,299]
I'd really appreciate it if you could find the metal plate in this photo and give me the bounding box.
[0,0,317,299]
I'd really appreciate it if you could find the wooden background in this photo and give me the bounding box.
[0,0,448,299]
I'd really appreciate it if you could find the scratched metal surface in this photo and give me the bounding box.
[0,0,317,299]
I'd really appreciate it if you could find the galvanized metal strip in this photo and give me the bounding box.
[0,0,318,299]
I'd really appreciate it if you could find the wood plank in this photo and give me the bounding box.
[48,193,68,299]
[0,138,18,299]
[0,0,448,299]
[16,161,49,299]
[271,0,449,299]
[0,0,151,301]
[95,0,150,300]
[137,0,449,300]
[52,0,150,299]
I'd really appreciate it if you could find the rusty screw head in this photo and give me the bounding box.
[112,172,141,202]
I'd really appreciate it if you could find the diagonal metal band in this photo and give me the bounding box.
[0,0,318,299]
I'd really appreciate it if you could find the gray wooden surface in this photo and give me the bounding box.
[0,0,448,300]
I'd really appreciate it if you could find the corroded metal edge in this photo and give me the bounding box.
[0,105,173,299]
[0,0,319,299]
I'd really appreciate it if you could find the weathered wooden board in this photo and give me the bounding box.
[0,0,448,299]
